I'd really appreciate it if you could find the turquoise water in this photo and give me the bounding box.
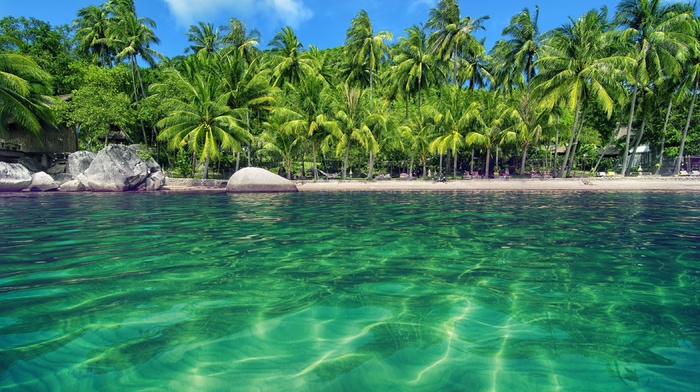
[0,191,698,391]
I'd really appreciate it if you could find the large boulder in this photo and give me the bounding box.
[18,156,45,173]
[0,162,33,192]
[29,171,59,192]
[226,167,298,193]
[67,151,95,177]
[75,144,165,192]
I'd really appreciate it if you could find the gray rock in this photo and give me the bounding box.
[19,156,45,173]
[77,144,165,192]
[29,171,59,192]
[52,173,74,185]
[0,162,32,192]
[46,163,67,175]
[59,180,87,192]
[67,151,95,177]
[226,167,298,193]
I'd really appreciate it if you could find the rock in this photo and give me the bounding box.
[0,162,32,192]
[67,151,95,177]
[226,167,298,193]
[76,144,165,192]
[52,173,74,185]
[59,180,87,192]
[46,163,67,175]
[29,171,59,192]
[19,156,45,173]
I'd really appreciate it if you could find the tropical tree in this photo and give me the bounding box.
[74,5,114,67]
[0,36,55,136]
[426,0,489,86]
[186,22,223,56]
[391,24,439,113]
[153,59,252,179]
[344,10,393,103]
[431,86,480,178]
[259,109,304,179]
[614,0,695,175]
[279,74,336,179]
[466,90,513,177]
[222,18,261,63]
[502,6,540,85]
[534,8,631,177]
[332,83,367,180]
[506,90,544,174]
[676,17,700,175]
[401,104,439,177]
[267,26,316,88]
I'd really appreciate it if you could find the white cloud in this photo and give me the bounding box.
[162,0,313,28]
[408,0,435,13]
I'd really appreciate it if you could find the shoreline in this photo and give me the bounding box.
[162,176,700,192]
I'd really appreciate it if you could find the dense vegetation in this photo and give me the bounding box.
[2,0,699,179]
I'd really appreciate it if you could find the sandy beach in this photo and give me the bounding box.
[163,176,700,192]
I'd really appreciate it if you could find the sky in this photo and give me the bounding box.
[0,0,636,59]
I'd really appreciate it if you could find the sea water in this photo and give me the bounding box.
[1,191,698,391]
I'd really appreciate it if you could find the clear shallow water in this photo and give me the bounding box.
[0,191,698,391]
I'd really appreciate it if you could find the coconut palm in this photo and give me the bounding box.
[676,17,700,175]
[401,104,440,177]
[344,10,393,104]
[390,25,439,113]
[0,37,54,136]
[614,0,695,176]
[505,90,544,174]
[502,6,540,85]
[466,90,513,178]
[267,26,316,88]
[259,110,304,179]
[426,0,489,86]
[222,18,261,63]
[154,62,252,179]
[332,83,368,180]
[186,22,223,56]
[74,4,114,67]
[534,7,631,177]
[279,74,337,179]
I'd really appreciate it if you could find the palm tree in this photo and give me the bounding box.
[74,5,114,67]
[153,63,252,179]
[534,8,631,177]
[0,37,55,136]
[401,104,440,177]
[390,25,439,113]
[332,83,367,180]
[186,22,223,56]
[259,110,303,179]
[344,10,393,103]
[502,6,540,85]
[426,0,489,86]
[222,18,261,63]
[614,0,695,176]
[676,17,700,175]
[506,90,544,174]
[267,26,316,88]
[466,90,513,178]
[279,74,337,179]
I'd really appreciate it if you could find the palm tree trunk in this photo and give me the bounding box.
[367,151,375,179]
[484,147,491,178]
[438,153,443,178]
[622,84,639,177]
[594,112,623,174]
[656,97,673,175]
[191,150,196,178]
[203,155,210,179]
[566,107,587,178]
[559,96,583,178]
[342,141,350,180]
[453,149,458,179]
[627,117,647,175]
[519,142,529,175]
[312,144,319,180]
[676,76,698,175]
[470,149,475,174]
[553,115,560,176]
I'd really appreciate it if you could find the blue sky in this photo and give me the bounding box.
[1,0,629,58]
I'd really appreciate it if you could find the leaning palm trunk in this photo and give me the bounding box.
[656,98,673,175]
[622,84,639,177]
[594,113,624,174]
[342,142,350,180]
[453,150,458,179]
[311,144,319,180]
[367,151,375,179]
[676,77,699,175]
[626,118,647,175]
[552,116,560,176]
[565,107,587,178]
[203,155,210,179]
[559,95,583,178]
[519,142,529,175]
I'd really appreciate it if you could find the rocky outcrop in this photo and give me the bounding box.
[75,144,165,192]
[29,171,59,192]
[226,167,298,193]
[18,156,45,173]
[0,162,33,192]
[67,151,95,177]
